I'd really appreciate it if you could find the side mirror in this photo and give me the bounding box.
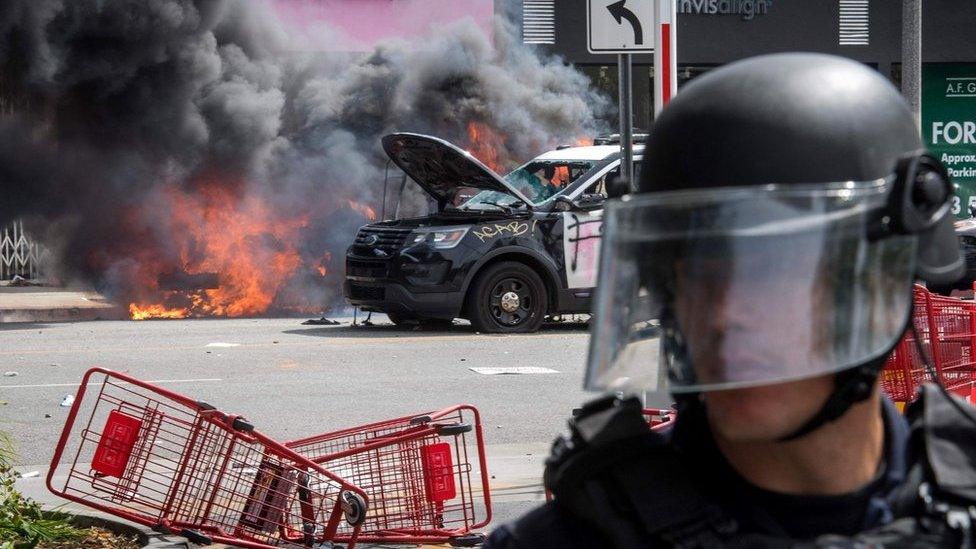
[607,176,631,199]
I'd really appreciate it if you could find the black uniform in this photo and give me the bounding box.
[485,387,976,548]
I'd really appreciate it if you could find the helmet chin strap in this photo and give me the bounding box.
[775,359,883,442]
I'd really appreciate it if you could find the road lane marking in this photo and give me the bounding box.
[0,378,223,389]
[205,342,240,347]
[469,367,559,375]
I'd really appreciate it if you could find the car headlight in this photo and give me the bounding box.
[410,227,469,249]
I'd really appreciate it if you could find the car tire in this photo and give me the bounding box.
[468,261,547,333]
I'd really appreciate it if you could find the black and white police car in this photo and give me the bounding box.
[344,132,644,332]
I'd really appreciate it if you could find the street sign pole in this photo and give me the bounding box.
[618,53,634,190]
[587,0,656,403]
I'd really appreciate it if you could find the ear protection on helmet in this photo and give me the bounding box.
[887,152,964,285]
[888,152,953,234]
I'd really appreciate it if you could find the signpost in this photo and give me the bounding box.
[588,0,674,407]
[587,0,655,189]
[923,63,976,218]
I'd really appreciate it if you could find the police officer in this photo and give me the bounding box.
[485,53,976,547]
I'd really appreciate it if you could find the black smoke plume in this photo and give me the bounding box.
[0,0,610,316]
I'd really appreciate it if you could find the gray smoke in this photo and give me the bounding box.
[0,0,610,315]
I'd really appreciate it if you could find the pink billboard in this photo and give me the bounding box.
[273,0,495,51]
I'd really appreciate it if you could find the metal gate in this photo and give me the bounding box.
[0,220,44,281]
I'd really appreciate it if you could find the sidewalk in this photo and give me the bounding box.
[0,286,126,323]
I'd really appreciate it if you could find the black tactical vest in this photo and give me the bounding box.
[494,386,976,548]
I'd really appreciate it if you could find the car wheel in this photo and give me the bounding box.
[468,261,547,333]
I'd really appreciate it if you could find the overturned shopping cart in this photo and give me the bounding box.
[48,368,370,548]
[284,406,492,547]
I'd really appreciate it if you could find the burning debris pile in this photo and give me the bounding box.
[0,0,609,318]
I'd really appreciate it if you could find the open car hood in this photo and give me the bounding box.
[382,132,531,208]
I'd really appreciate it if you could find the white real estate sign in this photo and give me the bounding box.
[587,0,654,54]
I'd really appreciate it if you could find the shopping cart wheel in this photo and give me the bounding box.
[449,533,486,547]
[180,528,213,546]
[341,491,368,526]
[436,422,472,436]
[231,417,254,433]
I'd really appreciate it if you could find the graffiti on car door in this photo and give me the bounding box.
[563,211,603,289]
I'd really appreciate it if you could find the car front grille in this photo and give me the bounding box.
[346,258,388,279]
[348,284,385,301]
[353,227,412,254]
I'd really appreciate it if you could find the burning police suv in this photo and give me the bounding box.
[344,132,643,333]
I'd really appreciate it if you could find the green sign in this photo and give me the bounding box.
[923,63,976,218]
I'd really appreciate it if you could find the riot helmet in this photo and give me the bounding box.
[585,53,962,435]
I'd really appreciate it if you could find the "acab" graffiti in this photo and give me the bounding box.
[472,221,535,242]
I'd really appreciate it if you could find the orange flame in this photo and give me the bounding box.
[575,136,592,147]
[466,121,508,173]
[127,183,308,319]
[550,165,571,188]
[129,303,188,320]
[346,199,378,221]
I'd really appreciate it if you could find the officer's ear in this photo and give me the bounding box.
[888,152,964,285]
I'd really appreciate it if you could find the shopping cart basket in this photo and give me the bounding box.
[48,368,369,548]
[881,285,976,404]
[284,406,491,547]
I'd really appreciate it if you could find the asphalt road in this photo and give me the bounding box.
[0,316,596,536]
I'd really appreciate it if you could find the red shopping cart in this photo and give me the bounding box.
[284,406,491,547]
[642,407,676,431]
[47,368,369,548]
[881,285,976,405]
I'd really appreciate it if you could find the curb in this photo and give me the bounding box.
[59,512,225,548]
[0,305,127,323]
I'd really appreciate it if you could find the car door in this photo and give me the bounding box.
[562,159,641,289]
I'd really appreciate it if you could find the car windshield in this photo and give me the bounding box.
[461,160,595,210]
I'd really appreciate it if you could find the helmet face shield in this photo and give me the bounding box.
[585,181,918,394]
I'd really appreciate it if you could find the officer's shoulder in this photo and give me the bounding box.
[484,501,610,548]
[545,395,676,486]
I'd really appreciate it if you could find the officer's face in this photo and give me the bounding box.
[672,246,836,440]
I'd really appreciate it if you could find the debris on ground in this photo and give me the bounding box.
[17,471,40,479]
[3,371,18,377]
[60,394,75,407]
[8,274,43,287]
[36,526,140,549]
[302,317,340,325]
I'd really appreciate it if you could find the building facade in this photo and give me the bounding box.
[519,0,976,213]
